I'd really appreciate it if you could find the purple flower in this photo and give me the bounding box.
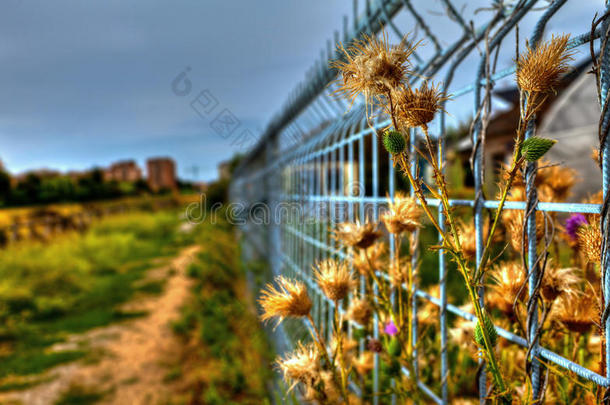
[565,213,588,241]
[384,321,398,336]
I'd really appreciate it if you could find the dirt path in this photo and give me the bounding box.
[0,245,201,405]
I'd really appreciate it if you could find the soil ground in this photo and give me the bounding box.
[0,245,201,405]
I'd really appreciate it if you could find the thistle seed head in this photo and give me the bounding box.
[449,318,476,355]
[540,263,582,302]
[393,81,449,130]
[504,210,545,252]
[259,276,312,325]
[313,259,357,301]
[418,285,440,326]
[331,31,419,106]
[276,342,320,391]
[553,294,598,334]
[577,224,602,263]
[381,192,422,234]
[346,297,373,326]
[516,34,574,94]
[333,220,382,249]
[388,260,409,287]
[353,351,374,376]
[488,261,527,319]
[352,242,385,275]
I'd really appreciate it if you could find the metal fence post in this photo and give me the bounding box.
[600,2,610,402]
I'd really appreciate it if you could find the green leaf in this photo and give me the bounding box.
[520,137,557,162]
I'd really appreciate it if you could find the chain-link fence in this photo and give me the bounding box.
[230,0,610,403]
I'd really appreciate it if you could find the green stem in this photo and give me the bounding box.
[396,126,511,403]
[455,257,510,403]
[307,313,331,366]
[475,94,538,280]
[333,302,350,405]
[365,249,396,323]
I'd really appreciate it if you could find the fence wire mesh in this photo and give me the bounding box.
[230,0,610,403]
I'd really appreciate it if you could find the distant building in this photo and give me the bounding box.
[104,160,142,183]
[147,157,177,192]
[218,160,232,181]
[454,57,599,201]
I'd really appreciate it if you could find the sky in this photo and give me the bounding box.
[0,0,604,182]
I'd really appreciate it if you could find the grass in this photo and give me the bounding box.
[54,383,107,405]
[170,219,273,404]
[0,209,195,381]
[135,279,165,295]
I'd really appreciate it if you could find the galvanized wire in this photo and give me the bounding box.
[231,0,610,403]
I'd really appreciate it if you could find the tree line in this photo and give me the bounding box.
[0,168,194,207]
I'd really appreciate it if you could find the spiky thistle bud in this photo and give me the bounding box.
[474,312,497,348]
[520,137,556,162]
[387,337,402,357]
[382,130,406,155]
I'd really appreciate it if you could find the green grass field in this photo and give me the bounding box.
[0,210,195,385]
[171,220,274,404]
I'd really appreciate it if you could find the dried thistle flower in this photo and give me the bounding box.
[577,224,602,263]
[367,338,382,353]
[418,285,440,326]
[453,219,499,261]
[334,220,382,249]
[504,210,545,252]
[314,259,357,301]
[540,264,582,302]
[276,342,320,391]
[346,297,372,326]
[553,294,598,334]
[331,31,418,107]
[592,147,600,163]
[392,81,449,130]
[582,190,603,225]
[507,160,575,203]
[453,399,478,405]
[259,276,312,325]
[381,192,422,234]
[353,351,374,376]
[449,318,477,356]
[457,220,477,261]
[516,34,574,94]
[538,164,576,201]
[353,241,385,275]
[488,262,527,319]
[320,370,341,403]
[388,260,409,287]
